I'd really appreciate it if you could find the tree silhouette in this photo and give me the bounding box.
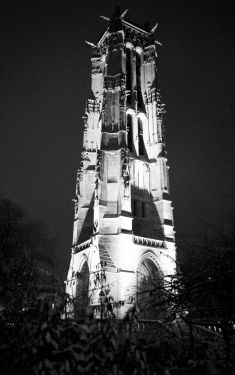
[0,197,58,320]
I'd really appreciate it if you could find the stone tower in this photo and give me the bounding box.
[66,9,176,319]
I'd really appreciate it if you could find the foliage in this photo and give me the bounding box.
[0,198,59,319]
[173,226,235,362]
[0,198,234,374]
[0,300,234,375]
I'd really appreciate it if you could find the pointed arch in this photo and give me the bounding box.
[126,108,137,154]
[75,255,89,316]
[137,113,148,157]
[78,254,89,273]
[136,251,163,319]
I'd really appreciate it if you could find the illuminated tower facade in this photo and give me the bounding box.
[66,9,176,319]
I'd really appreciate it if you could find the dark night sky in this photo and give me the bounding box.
[0,0,234,278]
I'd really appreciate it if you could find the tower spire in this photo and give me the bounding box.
[66,12,176,320]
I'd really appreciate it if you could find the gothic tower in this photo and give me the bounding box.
[66,9,176,319]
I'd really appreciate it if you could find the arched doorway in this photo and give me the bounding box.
[75,260,89,317]
[137,254,163,319]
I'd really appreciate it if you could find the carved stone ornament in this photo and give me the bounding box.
[107,31,124,52]
[76,169,83,182]
[87,99,100,114]
[91,46,102,59]
[123,25,149,48]
[93,220,99,234]
[81,151,90,161]
[121,149,130,190]
[144,87,157,104]
[144,46,155,63]
[91,57,102,75]
[156,90,166,115]
[104,74,125,90]
[95,177,99,200]
[96,149,102,179]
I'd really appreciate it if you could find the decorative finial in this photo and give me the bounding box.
[85,41,96,47]
[120,9,128,19]
[100,15,111,22]
[149,22,158,34]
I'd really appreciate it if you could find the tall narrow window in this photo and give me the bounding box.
[126,48,132,104]
[138,118,144,156]
[136,53,144,109]
[127,114,133,152]
[142,202,146,218]
[133,199,138,216]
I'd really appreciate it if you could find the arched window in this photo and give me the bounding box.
[136,52,144,109]
[138,117,144,155]
[127,114,133,152]
[126,48,132,104]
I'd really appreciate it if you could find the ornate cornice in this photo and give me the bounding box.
[72,239,92,254]
[133,235,164,248]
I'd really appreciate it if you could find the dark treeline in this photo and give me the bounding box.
[0,198,235,374]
